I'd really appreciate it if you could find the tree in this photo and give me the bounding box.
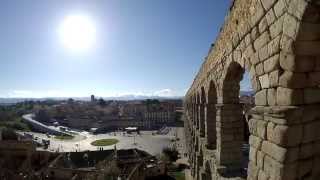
[67,98,74,104]
[35,109,51,123]
[98,98,106,107]
[162,147,179,162]
[1,128,18,140]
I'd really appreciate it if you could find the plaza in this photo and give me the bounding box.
[19,127,184,156]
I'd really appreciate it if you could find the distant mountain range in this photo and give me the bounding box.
[0,91,253,105]
[240,90,254,96]
[0,95,183,104]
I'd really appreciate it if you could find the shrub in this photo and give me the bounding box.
[162,147,179,162]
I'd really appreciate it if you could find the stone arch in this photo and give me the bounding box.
[199,147,204,167]
[196,92,200,130]
[216,60,251,175]
[199,87,206,137]
[184,1,320,180]
[263,2,320,179]
[206,80,217,149]
[201,160,213,180]
[222,61,245,104]
[285,1,320,101]
[195,135,199,152]
[192,95,196,127]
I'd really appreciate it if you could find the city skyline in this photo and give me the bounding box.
[0,0,251,98]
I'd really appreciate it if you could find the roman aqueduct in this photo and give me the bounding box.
[184,0,320,179]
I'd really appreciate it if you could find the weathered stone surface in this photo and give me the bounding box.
[279,52,295,71]
[248,161,259,180]
[249,118,259,136]
[257,150,265,169]
[249,135,263,149]
[297,22,320,41]
[294,55,316,72]
[257,120,267,139]
[274,0,287,18]
[251,1,265,26]
[258,44,269,62]
[267,123,303,147]
[232,33,240,48]
[299,142,314,159]
[249,65,256,79]
[249,146,258,163]
[308,72,320,87]
[269,70,279,87]
[250,51,260,65]
[302,121,320,143]
[233,49,242,61]
[298,159,313,179]
[259,74,270,89]
[265,8,276,25]
[267,88,277,106]
[269,15,284,38]
[261,140,287,162]
[287,0,308,20]
[265,106,304,125]
[252,77,262,92]
[316,57,320,71]
[295,41,320,55]
[313,157,320,178]
[185,1,320,179]
[276,87,303,105]
[304,88,320,104]
[279,53,317,73]
[281,35,295,55]
[268,35,281,56]
[255,89,267,105]
[302,105,320,122]
[264,54,279,73]
[259,17,268,34]
[261,0,276,11]
[256,62,264,76]
[283,13,299,39]
[279,71,307,89]
[251,26,259,42]
[244,44,254,60]
[245,34,252,47]
[258,170,269,180]
[254,31,271,50]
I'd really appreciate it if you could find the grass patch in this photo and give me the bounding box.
[54,135,74,140]
[91,138,119,146]
[169,171,185,180]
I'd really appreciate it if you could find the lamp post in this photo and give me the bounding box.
[133,134,137,145]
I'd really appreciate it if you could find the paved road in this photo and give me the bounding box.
[22,114,73,136]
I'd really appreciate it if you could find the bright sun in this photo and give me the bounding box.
[58,15,96,52]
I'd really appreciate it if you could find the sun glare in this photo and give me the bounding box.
[58,15,96,52]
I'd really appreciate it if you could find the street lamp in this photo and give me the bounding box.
[133,133,137,145]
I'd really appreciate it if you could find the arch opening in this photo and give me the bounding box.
[201,161,212,180]
[199,87,206,137]
[206,80,217,149]
[196,94,200,129]
[218,61,253,177]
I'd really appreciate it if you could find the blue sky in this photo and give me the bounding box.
[0,0,251,98]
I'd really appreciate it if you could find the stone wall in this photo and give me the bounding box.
[184,0,320,179]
